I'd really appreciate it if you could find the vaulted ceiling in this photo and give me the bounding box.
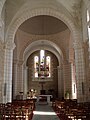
[5,0,81,15]
[2,0,82,36]
[5,0,82,30]
[19,15,68,35]
[3,0,82,62]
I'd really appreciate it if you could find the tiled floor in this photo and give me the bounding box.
[32,103,60,120]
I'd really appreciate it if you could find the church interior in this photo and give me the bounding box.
[0,0,90,119]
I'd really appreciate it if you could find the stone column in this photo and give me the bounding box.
[71,63,77,99]
[0,17,5,103]
[17,60,24,95]
[58,66,64,99]
[83,41,90,102]
[23,65,28,99]
[13,60,18,99]
[3,42,15,103]
[0,41,5,103]
[63,62,72,99]
[74,42,88,103]
[13,59,24,100]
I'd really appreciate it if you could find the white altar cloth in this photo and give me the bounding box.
[37,95,52,103]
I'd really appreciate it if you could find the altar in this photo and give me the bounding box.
[37,95,52,104]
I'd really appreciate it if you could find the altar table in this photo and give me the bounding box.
[37,95,52,103]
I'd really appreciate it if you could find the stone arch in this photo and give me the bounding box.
[5,4,81,102]
[5,7,78,46]
[18,35,67,63]
[23,40,63,66]
[22,40,64,98]
[0,0,6,17]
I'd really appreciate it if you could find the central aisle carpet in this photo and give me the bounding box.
[32,103,60,120]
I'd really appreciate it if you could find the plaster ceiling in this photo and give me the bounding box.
[19,15,68,35]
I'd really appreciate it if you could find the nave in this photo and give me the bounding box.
[0,99,90,120]
[32,103,60,120]
[0,99,60,120]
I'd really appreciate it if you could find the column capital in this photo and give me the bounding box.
[0,40,5,51]
[82,41,89,49]
[57,65,63,70]
[4,41,16,50]
[73,41,83,50]
[18,60,24,66]
[23,65,28,70]
[13,59,24,66]
[57,66,60,69]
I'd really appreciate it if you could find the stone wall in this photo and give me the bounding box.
[27,50,59,97]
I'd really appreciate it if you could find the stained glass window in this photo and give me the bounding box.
[46,56,50,77]
[87,10,90,47]
[34,56,39,78]
[34,50,51,78]
[87,10,89,22]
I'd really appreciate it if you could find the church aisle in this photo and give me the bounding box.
[32,103,60,120]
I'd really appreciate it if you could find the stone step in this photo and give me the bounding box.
[37,101,48,105]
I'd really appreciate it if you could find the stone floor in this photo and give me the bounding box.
[32,102,60,120]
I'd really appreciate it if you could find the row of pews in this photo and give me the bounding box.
[52,99,90,120]
[0,99,35,119]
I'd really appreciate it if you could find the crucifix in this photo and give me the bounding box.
[39,81,46,94]
[39,81,45,90]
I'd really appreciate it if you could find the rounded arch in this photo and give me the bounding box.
[0,0,6,17]
[23,40,63,66]
[5,6,78,46]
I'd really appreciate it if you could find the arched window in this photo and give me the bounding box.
[87,10,90,47]
[46,56,51,77]
[88,26,90,46]
[86,9,90,64]
[87,10,89,22]
[34,56,39,78]
[34,50,51,79]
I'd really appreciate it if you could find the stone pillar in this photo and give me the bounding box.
[13,59,24,100]
[83,41,90,102]
[17,60,24,95]
[0,41,5,103]
[3,42,15,103]
[23,66,28,99]
[71,63,77,99]
[74,43,88,103]
[0,17,5,103]
[58,66,64,99]
[63,62,72,99]
[13,60,18,99]
[0,18,4,43]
